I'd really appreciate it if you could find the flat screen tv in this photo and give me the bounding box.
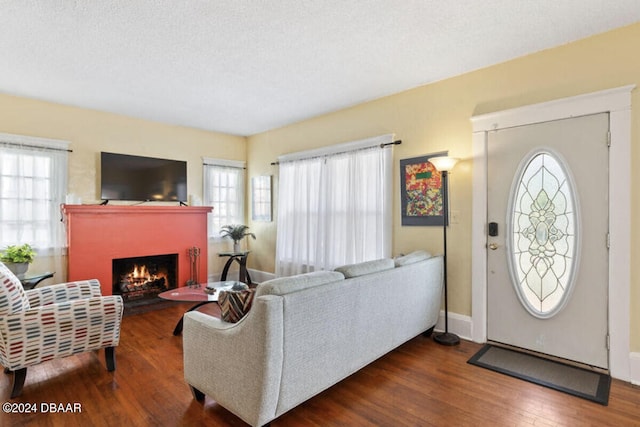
[100,152,187,202]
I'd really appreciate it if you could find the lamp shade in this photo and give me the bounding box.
[429,156,459,172]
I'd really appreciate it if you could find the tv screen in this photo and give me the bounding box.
[100,152,187,202]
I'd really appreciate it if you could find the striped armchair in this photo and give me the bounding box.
[0,262,123,398]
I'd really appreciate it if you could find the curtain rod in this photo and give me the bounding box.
[270,139,401,166]
[0,141,73,153]
[202,163,246,170]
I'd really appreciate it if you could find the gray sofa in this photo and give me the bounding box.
[183,251,443,426]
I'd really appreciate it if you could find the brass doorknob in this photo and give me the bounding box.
[488,243,499,250]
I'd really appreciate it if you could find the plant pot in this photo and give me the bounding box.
[5,262,29,278]
[233,241,241,253]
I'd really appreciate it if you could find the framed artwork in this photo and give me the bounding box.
[400,152,448,226]
[251,175,272,222]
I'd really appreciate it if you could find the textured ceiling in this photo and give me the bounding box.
[1,1,639,136]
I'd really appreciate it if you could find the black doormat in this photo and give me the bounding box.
[468,344,610,405]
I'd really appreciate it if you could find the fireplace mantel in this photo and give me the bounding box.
[62,204,212,296]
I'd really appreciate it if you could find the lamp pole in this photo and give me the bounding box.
[429,156,460,346]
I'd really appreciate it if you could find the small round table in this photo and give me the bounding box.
[158,281,242,335]
[20,272,55,290]
[218,251,252,285]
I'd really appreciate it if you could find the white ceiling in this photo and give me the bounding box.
[1,1,639,137]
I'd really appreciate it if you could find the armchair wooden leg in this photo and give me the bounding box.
[105,347,116,372]
[190,385,205,402]
[10,368,27,398]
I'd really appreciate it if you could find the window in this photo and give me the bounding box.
[0,133,69,254]
[276,134,393,276]
[251,175,272,222]
[508,150,578,318]
[203,158,246,239]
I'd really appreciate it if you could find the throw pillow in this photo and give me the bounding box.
[0,262,30,316]
[218,289,255,323]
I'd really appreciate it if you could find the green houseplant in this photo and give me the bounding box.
[0,243,36,277]
[220,224,256,253]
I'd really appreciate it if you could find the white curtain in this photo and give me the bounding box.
[276,136,393,276]
[0,138,69,255]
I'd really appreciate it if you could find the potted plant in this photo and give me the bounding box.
[220,224,256,253]
[0,243,36,278]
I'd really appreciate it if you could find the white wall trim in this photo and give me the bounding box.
[471,85,635,381]
[202,157,246,168]
[435,311,472,342]
[277,133,394,163]
[209,268,276,285]
[0,131,70,150]
[630,353,640,386]
[247,268,276,284]
[470,85,635,131]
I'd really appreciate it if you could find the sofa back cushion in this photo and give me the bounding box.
[394,250,432,267]
[256,271,344,298]
[334,258,395,278]
[0,262,30,316]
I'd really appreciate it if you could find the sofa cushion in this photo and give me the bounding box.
[394,250,432,267]
[219,288,255,323]
[256,271,344,298]
[0,262,30,316]
[334,258,395,278]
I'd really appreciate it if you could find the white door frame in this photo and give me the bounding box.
[471,85,634,381]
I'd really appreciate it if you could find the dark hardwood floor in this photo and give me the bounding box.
[1,302,639,426]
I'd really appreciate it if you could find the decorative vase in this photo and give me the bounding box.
[6,262,28,278]
[233,241,241,253]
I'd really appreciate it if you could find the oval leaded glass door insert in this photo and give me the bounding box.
[507,150,579,319]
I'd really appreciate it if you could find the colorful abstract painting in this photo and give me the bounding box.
[400,154,446,226]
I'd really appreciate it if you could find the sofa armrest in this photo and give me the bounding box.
[0,295,123,371]
[25,279,103,307]
[183,295,284,427]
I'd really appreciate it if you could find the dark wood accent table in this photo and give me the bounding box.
[218,251,252,284]
[158,281,241,335]
[20,272,55,289]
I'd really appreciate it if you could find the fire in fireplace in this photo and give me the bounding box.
[112,254,178,303]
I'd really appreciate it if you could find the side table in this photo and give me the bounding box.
[20,272,55,290]
[218,251,252,285]
[158,281,241,335]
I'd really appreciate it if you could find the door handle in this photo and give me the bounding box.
[488,243,499,250]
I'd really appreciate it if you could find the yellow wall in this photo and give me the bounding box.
[1,22,639,352]
[247,22,640,351]
[0,94,246,277]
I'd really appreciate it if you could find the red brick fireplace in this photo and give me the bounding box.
[62,205,212,296]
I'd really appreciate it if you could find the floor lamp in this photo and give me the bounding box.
[429,156,460,346]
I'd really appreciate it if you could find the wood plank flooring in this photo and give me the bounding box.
[1,302,639,426]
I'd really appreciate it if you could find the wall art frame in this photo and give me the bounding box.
[400,151,448,226]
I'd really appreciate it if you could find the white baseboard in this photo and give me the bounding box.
[209,269,275,284]
[434,311,472,341]
[208,271,226,282]
[247,268,275,284]
[630,352,640,385]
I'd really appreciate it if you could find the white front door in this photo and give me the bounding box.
[486,113,609,369]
